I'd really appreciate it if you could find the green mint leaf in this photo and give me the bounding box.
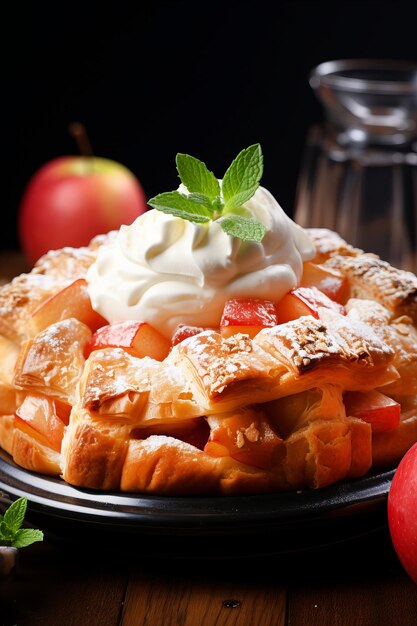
[211,196,224,214]
[187,192,215,214]
[148,191,212,224]
[222,144,264,212]
[11,528,44,548]
[219,215,266,242]
[0,520,14,542]
[3,497,27,533]
[0,497,44,547]
[149,144,266,243]
[176,153,220,200]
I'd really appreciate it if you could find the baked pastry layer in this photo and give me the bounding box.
[1,230,417,495]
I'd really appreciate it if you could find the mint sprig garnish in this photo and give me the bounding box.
[222,144,264,211]
[148,143,266,242]
[0,497,44,548]
[176,153,220,201]
[146,191,213,223]
[218,214,267,242]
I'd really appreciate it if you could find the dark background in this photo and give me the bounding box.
[4,0,417,252]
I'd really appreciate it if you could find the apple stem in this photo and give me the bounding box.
[68,122,93,157]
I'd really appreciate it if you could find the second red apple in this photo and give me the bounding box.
[18,155,148,264]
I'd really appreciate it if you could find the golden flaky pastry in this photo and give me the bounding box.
[1,229,417,495]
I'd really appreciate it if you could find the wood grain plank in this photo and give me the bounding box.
[287,531,417,626]
[0,542,127,626]
[121,565,287,626]
[288,572,417,626]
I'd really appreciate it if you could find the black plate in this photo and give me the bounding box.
[0,449,395,559]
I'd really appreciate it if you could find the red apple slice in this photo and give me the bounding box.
[220,298,279,339]
[277,286,345,324]
[15,394,67,452]
[205,409,283,469]
[204,441,230,457]
[85,320,170,361]
[171,324,205,346]
[300,261,349,303]
[344,390,400,433]
[30,278,107,335]
[132,417,211,451]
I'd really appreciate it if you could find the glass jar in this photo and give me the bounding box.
[294,59,417,271]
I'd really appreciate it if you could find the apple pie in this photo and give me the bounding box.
[1,228,417,495]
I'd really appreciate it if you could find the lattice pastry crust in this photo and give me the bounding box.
[1,229,417,495]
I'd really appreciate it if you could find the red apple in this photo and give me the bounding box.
[277,286,345,324]
[18,155,148,264]
[344,390,400,433]
[220,298,279,339]
[388,442,417,584]
[30,278,107,334]
[300,261,349,303]
[171,324,205,346]
[85,320,170,361]
[205,409,282,469]
[15,394,67,452]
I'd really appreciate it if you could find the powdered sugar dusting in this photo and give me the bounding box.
[170,329,281,397]
[140,434,201,454]
[255,307,394,374]
[325,254,417,313]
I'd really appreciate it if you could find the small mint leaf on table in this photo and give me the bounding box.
[0,497,44,548]
[219,215,266,242]
[11,528,44,548]
[222,144,264,212]
[3,496,27,534]
[0,520,14,542]
[147,191,212,223]
[176,153,221,201]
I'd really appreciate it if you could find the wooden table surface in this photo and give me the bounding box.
[1,525,417,626]
[1,250,417,626]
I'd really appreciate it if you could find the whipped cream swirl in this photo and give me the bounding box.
[87,185,315,338]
